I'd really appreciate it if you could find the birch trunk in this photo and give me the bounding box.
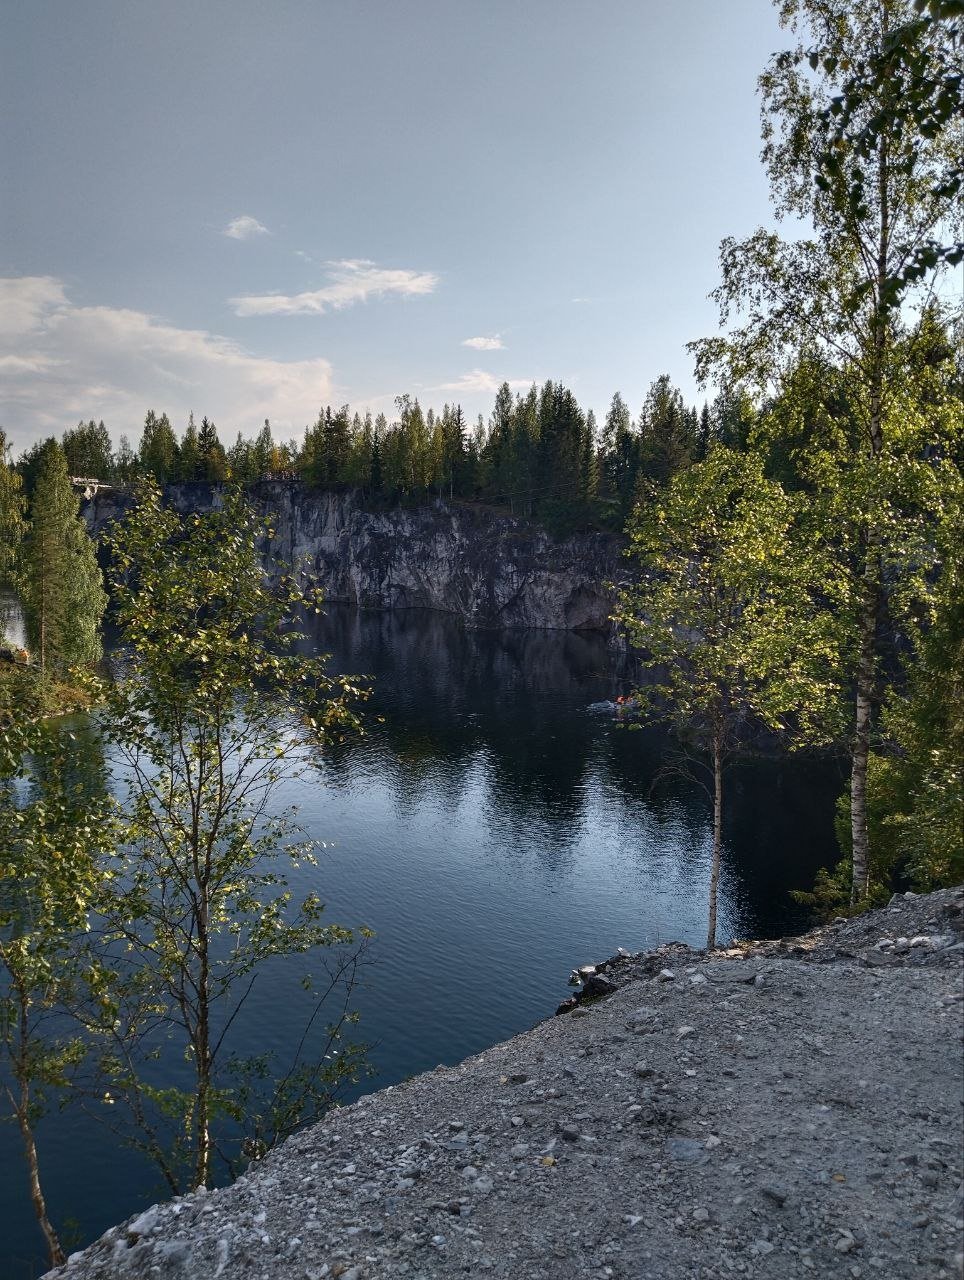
[706,727,724,951]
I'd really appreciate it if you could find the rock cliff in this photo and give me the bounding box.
[84,484,627,632]
[48,888,964,1280]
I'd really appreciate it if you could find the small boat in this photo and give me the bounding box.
[587,696,641,720]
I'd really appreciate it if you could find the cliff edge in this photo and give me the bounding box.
[85,484,627,631]
[49,888,964,1280]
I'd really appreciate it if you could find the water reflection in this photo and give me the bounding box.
[1,602,841,1275]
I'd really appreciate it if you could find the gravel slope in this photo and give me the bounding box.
[49,888,964,1280]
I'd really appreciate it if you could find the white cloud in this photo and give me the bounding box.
[0,276,333,448]
[430,369,531,395]
[0,275,67,339]
[461,335,504,351]
[224,214,270,240]
[232,258,438,317]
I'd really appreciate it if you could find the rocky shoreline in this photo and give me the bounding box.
[49,888,963,1280]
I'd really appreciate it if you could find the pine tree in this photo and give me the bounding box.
[21,441,106,674]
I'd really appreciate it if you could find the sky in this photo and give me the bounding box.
[1,0,793,454]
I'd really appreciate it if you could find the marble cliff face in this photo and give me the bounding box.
[85,483,628,632]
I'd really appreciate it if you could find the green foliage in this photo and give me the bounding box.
[618,447,840,742]
[615,448,840,947]
[0,429,26,596]
[0,708,115,1267]
[689,0,960,905]
[97,482,371,1189]
[138,409,179,484]
[790,847,892,920]
[61,420,113,480]
[870,479,964,890]
[20,440,107,675]
[806,0,964,283]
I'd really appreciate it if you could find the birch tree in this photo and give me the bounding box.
[99,484,370,1190]
[614,448,838,949]
[690,0,961,902]
[0,713,113,1269]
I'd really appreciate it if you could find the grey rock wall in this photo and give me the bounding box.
[85,484,628,632]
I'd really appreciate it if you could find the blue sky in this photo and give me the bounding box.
[1,1,791,452]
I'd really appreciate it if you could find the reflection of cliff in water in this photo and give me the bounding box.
[302,605,635,844]
[299,604,840,931]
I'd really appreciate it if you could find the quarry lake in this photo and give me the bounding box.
[2,604,843,1275]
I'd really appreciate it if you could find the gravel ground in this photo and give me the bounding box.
[49,887,964,1280]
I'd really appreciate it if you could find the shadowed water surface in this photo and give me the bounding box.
[1,605,842,1275]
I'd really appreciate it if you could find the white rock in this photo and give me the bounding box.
[127,1207,160,1237]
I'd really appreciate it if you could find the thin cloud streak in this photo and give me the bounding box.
[430,369,531,395]
[461,335,504,350]
[231,259,438,317]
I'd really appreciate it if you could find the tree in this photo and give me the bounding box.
[61,420,113,480]
[863,462,964,891]
[0,709,113,1270]
[690,0,960,902]
[637,375,695,488]
[0,429,26,599]
[99,484,370,1190]
[600,392,638,512]
[178,413,201,482]
[20,440,107,675]
[614,448,839,949]
[810,0,963,283]
[114,434,138,486]
[138,410,179,484]
[197,416,227,482]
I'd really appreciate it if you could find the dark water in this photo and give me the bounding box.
[1,605,842,1275]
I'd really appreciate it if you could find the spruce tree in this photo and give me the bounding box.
[61,420,113,480]
[21,441,106,675]
[0,430,26,598]
[178,414,201,482]
[138,410,179,483]
[197,416,227,482]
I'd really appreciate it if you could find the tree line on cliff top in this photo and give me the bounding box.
[0,0,962,1266]
[12,374,748,535]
